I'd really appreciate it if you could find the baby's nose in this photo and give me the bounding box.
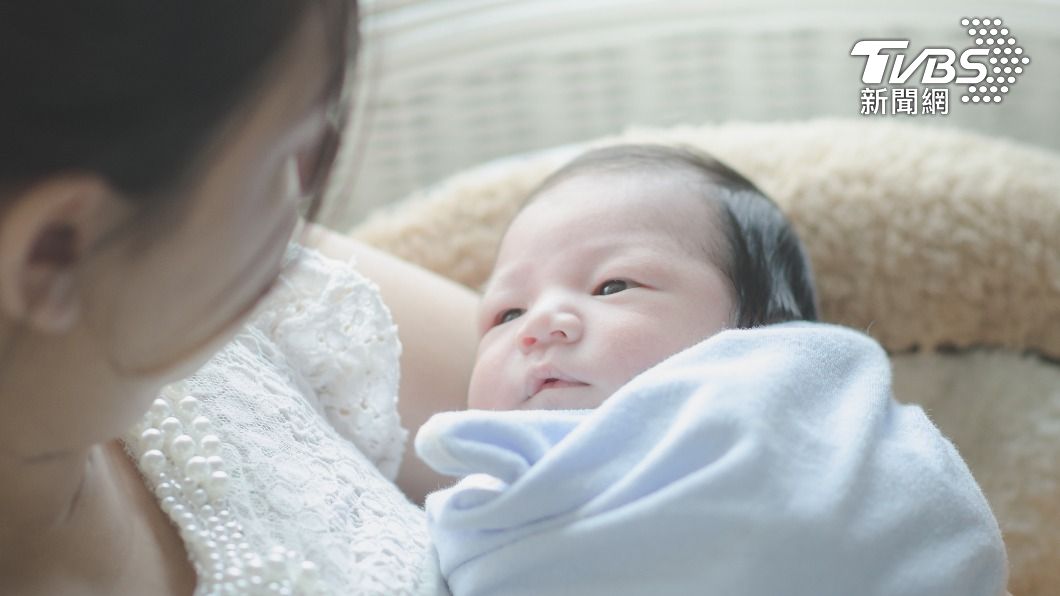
[519,311,582,351]
[521,329,569,348]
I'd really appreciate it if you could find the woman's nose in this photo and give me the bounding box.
[518,309,582,352]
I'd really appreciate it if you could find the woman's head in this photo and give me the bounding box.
[1,1,351,198]
[0,1,357,455]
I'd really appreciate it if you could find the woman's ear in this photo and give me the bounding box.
[0,175,113,333]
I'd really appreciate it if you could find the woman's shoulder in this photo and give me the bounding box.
[244,241,408,479]
[264,241,388,311]
[121,242,437,593]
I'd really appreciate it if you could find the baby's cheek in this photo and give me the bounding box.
[466,358,492,409]
[604,327,691,388]
[599,333,661,385]
[467,346,519,410]
[467,368,496,409]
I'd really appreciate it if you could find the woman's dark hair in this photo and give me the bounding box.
[527,144,819,328]
[0,1,351,200]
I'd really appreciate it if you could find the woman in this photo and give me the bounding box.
[0,2,476,594]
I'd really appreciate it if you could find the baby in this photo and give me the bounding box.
[467,143,817,411]
[416,144,1007,596]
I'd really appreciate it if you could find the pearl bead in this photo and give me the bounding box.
[191,488,209,507]
[157,481,178,499]
[207,455,225,471]
[149,398,171,420]
[160,416,183,436]
[200,434,222,456]
[185,456,210,483]
[296,561,320,591]
[178,395,201,416]
[140,428,164,450]
[171,434,196,463]
[205,471,229,498]
[266,550,287,574]
[299,560,319,580]
[161,494,177,510]
[140,449,166,474]
[192,415,212,434]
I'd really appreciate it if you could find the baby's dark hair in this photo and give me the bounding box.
[527,144,818,327]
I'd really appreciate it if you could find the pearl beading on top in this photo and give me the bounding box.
[124,383,325,595]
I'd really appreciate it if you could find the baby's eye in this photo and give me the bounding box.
[494,308,524,326]
[594,279,637,296]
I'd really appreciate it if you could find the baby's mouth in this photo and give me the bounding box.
[539,378,582,391]
[525,363,587,399]
[527,374,588,398]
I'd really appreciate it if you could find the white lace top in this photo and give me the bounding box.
[122,244,446,596]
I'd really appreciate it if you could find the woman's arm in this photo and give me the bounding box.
[304,223,479,505]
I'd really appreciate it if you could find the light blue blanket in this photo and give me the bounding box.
[416,322,1007,596]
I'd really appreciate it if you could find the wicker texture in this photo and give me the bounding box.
[325,0,1060,228]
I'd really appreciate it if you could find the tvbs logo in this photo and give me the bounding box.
[851,40,987,85]
[851,18,1029,104]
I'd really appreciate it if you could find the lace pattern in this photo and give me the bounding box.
[250,244,408,480]
[125,244,445,595]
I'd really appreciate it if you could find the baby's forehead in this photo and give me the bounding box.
[530,167,724,221]
[487,170,728,284]
[541,170,721,237]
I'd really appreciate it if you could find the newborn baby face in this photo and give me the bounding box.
[468,171,735,410]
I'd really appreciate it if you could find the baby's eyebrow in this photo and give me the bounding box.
[485,262,531,294]
[591,249,668,273]
[478,283,514,312]
[476,284,510,315]
[475,291,512,335]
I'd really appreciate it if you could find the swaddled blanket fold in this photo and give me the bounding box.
[416,322,1007,596]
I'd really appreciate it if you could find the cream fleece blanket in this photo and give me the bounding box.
[348,118,1060,595]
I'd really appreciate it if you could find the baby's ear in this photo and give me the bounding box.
[0,174,112,333]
